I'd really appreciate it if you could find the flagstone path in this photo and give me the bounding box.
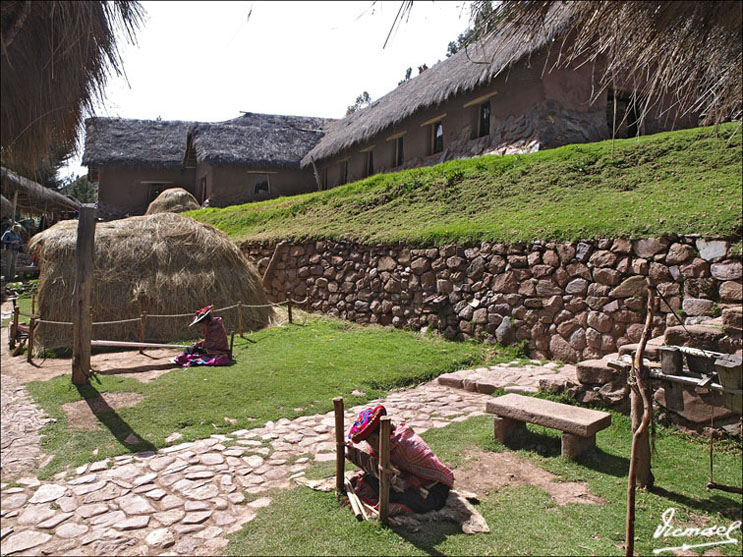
[0,360,576,556]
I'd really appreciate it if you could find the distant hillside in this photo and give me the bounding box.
[188,123,742,247]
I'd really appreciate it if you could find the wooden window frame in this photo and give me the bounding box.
[340,160,349,185]
[366,150,374,177]
[393,137,404,167]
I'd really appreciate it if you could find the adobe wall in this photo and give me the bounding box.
[242,237,742,362]
[97,166,197,219]
[204,166,317,207]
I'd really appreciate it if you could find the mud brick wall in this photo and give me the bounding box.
[242,237,742,363]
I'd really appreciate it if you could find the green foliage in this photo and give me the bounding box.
[61,174,97,203]
[346,91,372,115]
[26,312,516,476]
[187,124,743,247]
[226,413,742,556]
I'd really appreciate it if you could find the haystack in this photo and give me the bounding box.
[28,213,273,353]
[145,187,200,215]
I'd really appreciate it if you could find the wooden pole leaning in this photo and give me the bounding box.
[333,396,345,498]
[27,317,36,363]
[71,204,96,385]
[139,313,147,354]
[287,292,293,324]
[379,416,392,525]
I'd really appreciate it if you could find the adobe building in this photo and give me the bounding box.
[83,113,329,219]
[83,15,697,219]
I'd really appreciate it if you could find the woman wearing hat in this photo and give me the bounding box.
[173,305,230,367]
[345,404,454,516]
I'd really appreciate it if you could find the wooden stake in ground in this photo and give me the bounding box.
[625,280,654,556]
[379,416,392,525]
[333,396,345,498]
[71,204,96,385]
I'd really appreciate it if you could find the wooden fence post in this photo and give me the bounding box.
[139,313,147,354]
[31,293,36,315]
[237,301,243,336]
[27,317,36,363]
[379,416,391,525]
[287,292,293,324]
[72,204,96,385]
[10,306,19,349]
[333,397,345,498]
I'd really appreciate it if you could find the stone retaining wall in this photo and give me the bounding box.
[242,237,742,362]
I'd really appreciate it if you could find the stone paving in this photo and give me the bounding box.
[1,373,54,479]
[0,360,574,556]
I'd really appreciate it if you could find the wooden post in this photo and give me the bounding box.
[237,301,243,336]
[379,416,392,525]
[333,397,345,498]
[139,313,147,354]
[31,293,36,315]
[287,291,293,324]
[71,204,96,385]
[10,306,19,349]
[27,317,36,363]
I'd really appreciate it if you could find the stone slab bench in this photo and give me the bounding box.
[485,394,611,460]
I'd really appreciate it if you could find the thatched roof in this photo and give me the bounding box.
[471,1,742,127]
[145,187,200,215]
[1,166,81,215]
[82,118,195,168]
[28,212,273,352]
[83,112,331,170]
[190,113,330,169]
[1,1,143,176]
[301,6,572,166]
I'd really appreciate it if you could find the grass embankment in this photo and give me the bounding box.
[188,124,742,246]
[26,312,514,477]
[227,408,742,556]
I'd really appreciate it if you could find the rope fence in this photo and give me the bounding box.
[16,297,309,327]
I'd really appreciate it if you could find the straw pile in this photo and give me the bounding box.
[145,188,200,215]
[28,213,273,352]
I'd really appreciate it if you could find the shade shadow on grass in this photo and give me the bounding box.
[390,521,463,557]
[651,486,743,523]
[74,382,156,453]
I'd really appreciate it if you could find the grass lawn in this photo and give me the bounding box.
[226,406,742,556]
[25,312,516,478]
[188,124,742,246]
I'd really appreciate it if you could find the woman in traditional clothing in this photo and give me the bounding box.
[173,305,231,367]
[345,404,453,515]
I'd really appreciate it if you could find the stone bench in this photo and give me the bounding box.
[485,393,611,460]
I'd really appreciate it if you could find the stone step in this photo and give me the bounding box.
[663,321,737,354]
[576,355,624,386]
[617,336,665,360]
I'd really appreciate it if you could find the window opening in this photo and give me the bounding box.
[394,137,404,167]
[607,89,639,138]
[432,122,444,154]
[366,150,374,177]
[146,184,167,204]
[254,174,270,195]
[478,102,491,137]
[340,160,349,185]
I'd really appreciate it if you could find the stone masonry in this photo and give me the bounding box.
[244,237,742,363]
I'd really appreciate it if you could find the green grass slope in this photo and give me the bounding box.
[188,124,742,246]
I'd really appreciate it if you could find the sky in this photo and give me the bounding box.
[62,0,474,178]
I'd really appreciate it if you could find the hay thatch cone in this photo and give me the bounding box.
[28,213,273,353]
[145,187,200,215]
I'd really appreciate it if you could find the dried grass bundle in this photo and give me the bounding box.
[145,188,200,215]
[1,1,143,175]
[28,213,273,352]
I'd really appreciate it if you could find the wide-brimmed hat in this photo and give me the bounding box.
[348,404,387,443]
[189,305,213,327]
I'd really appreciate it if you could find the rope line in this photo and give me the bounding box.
[25,297,308,327]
